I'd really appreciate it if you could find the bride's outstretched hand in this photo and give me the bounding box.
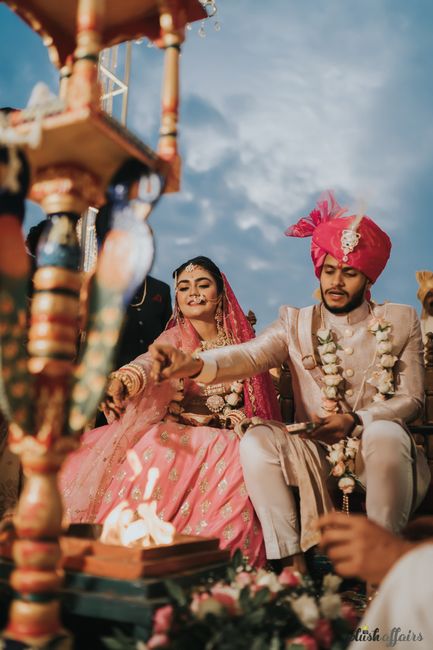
[100,376,128,421]
[149,343,203,382]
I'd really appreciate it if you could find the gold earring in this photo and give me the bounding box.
[215,301,223,334]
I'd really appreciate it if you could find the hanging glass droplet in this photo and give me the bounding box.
[214,21,221,32]
[198,22,206,38]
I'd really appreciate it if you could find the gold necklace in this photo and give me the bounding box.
[131,279,147,307]
[199,330,231,350]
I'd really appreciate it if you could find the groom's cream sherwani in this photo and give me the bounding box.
[196,301,431,557]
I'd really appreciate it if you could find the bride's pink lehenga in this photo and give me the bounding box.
[59,274,281,566]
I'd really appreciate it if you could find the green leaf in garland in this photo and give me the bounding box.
[164,578,187,607]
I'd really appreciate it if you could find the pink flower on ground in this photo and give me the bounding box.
[210,584,240,614]
[153,605,173,634]
[313,618,333,649]
[278,567,301,588]
[285,634,318,650]
[340,602,360,630]
[235,571,254,587]
[147,633,170,648]
[190,592,224,619]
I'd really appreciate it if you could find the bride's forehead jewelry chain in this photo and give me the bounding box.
[184,263,200,273]
[340,214,363,263]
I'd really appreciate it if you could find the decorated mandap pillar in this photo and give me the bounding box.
[157,0,186,193]
[2,164,104,648]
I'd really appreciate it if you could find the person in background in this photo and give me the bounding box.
[416,270,433,345]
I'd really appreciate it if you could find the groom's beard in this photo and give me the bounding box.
[321,281,368,314]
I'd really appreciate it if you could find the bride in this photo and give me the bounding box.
[60,256,281,566]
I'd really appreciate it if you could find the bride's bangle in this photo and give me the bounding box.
[110,363,147,396]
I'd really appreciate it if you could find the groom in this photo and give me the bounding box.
[150,192,431,565]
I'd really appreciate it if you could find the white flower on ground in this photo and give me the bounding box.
[290,594,319,630]
[191,594,224,619]
[322,574,342,593]
[319,593,342,619]
[256,570,283,593]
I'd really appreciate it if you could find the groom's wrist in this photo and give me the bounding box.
[190,353,217,384]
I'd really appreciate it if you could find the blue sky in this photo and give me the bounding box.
[1,0,432,327]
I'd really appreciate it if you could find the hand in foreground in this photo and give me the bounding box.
[301,413,355,445]
[317,511,414,584]
[149,343,203,382]
[100,376,128,421]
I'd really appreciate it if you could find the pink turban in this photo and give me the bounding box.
[285,191,392,282]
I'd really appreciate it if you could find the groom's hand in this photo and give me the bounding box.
[149,343,203,382]
[302,413,355,445]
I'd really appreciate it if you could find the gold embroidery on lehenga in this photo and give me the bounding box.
[143,447,154,462]
[239,482,248,497]
[103,490,112,503]
[199,479,209,494]
[221,502,233,518]
[160,431,170,442]
[131,487,141,500]
[168,468,179,482]
[195,520,208,534]
[180,501,190,517]
[223,524,234,540]
[152,486,162,501]
[214,440,225,455]
[165,448,176,461]
[180,433,190,446]
[199,462,209,476]
[216,458,226,474]
[201,500,211,514]
[241,509,251,523]
[217,479,228,494]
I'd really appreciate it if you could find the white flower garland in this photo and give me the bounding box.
[318,316,398,503]
[366,317,398,401]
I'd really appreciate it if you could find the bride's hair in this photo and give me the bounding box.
[173,256,224,294]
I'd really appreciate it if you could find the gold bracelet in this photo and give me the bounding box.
[111,362,147,397]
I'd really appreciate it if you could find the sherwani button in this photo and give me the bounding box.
[344,328,353,337]
[346,369,354,377]
[344,347,354,355]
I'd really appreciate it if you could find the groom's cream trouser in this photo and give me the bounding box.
[239,420,430,559]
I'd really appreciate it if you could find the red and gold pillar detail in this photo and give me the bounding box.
[157,0,186,192]
[67,0,106,110]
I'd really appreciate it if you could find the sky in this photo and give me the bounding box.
[1,0,433,328]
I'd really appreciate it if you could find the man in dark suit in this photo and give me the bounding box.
[115,274,172,369]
